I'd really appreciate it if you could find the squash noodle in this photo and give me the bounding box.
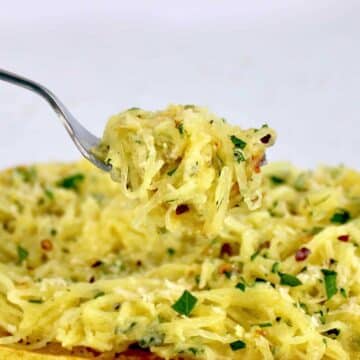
[0,107,359,359]
[95,105,275,236]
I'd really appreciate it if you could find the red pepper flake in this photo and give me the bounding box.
[337,234,349,242]
[40,239,53,251]
[175,204,189,215]
[255,329,267,337]
[260,134,272,144]
[252,155,266,173]
[220,243,233,257]
[295,247,311,261]
[218,263,232,275]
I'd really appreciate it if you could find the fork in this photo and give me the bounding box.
[0,68,111,172]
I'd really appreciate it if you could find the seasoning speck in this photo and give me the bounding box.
[40,239,53,251]
[337,234,349,242]
[176,204,190,215]
[295,247,311,261]
[260,134,272,144]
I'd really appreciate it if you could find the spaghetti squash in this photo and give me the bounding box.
[0,106,359,359]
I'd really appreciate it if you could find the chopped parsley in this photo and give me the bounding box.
[340,288,347,298]
[167,167,177,176]
[50,228,57,236]
[44,188,54,200]
[233,149,246,163]
[321,269,337,300]
[230,135,247,163]
[230,135,247,149]
[310,226,324,235]
[279,272,302,287]
[270,175,285,185]
[94,291,105,299]
[16,167,37,183]
[298,302,308,313]
[330,209,351,224]
[250,250,260,261]
[230,340,246,351]
[235,282,246,292]
[271,262,280,274]
[139,331,165,348]
[17,245,29,264]
[187,347,201,355]
[171,290,197,316]
[316,310,326,324]
[167,248,175,256]
[57,173,84,190]
[28,299,43,304]
[177,123,184,135]
[257,322,272,328]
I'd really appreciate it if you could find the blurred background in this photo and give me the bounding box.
[0,0,359,169]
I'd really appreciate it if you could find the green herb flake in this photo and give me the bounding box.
[16,167,37,183]
[94,291,105,299]
[177,123,184,135]
[188,347,201,355]
[250,250,260,261]
[271,262,280,274]
[230,135,247,149]
[230,340,246,351]
[279,272,302,287]
[257,322,272,328]
[299,302,308,313]
[340,288,347,298]
[194,275,200,285]
[270,176,285,185]
[57,173,85,190]
[128,107,141,111]
[171,290,198,316]
[17,245,29,264]
[235,282,246,292]
[139,331,165,348]
[28,299,43,304]
[44,188,54,200]
[167,248,175,256]
[317,310,326,324]
[50,228,57,236]
[321,269,337,299]
[310,227,324,235]
[233,149,246,163]
[330,210,351,224]
[167,168,177,176]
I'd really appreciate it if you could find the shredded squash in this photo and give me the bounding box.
[0,106,359,359]
[94,105,275,236]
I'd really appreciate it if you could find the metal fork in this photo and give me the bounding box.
[0,68,111,172]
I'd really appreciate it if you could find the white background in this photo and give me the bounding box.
[0,0,359,170]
